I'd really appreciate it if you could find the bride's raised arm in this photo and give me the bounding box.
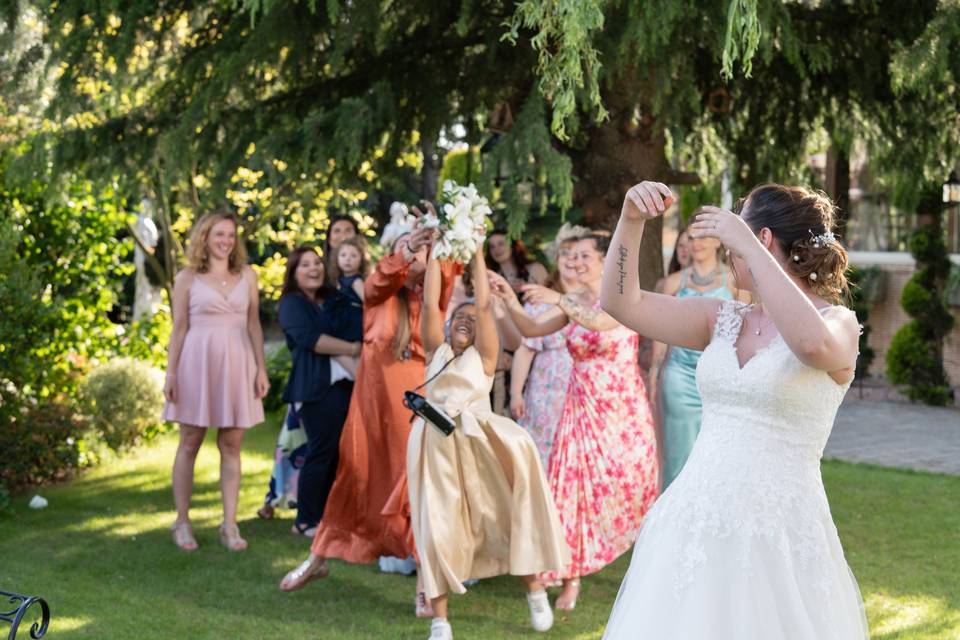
[600,182,723,351]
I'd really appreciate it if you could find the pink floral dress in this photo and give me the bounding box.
[543,310,660,580]
[518,302,573,467]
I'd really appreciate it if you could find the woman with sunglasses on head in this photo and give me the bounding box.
[490,231,659,613]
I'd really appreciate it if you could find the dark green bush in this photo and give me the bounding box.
[79,358,167,451]
[0,397,98,491]
[0,482,12,516]
[885,204,955,406]
[848,266,876,380]
[887,321,952,406]
[263,344,292,412]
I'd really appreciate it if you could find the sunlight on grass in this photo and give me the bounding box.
[866,592,959,640]
[2,420,957,640]
[49,616,92,633]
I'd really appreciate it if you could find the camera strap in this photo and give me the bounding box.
[410,354,458,393]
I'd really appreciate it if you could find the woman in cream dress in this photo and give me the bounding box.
[406,246,569,640]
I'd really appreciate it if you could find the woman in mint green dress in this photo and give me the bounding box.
[650,230,742,489]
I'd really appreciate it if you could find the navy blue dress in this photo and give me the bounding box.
[277,293,355,529]
[324,274,364,343]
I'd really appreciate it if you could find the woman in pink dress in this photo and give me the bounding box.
[490,232,659,612]
[509,224,586,466]
[163,208,268,552]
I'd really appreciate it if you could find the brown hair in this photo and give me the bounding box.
[280,246,330,302]
[328,235,371,283]
[185,208,248,273]
[390,234,414,361]
[668,226,691,275]
[485,230,537,282]
[740,184,849,302]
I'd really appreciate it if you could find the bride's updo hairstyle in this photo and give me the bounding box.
[740,184,849,303]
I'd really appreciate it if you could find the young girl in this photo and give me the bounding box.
[406,247,569,640]
[327,235,370,376]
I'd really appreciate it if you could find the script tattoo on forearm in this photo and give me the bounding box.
[617,244,628,295]
[559,294,601,326]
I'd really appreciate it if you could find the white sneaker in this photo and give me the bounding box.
[378,555,417,575]
[429,617,453,640]
[527,589,554,632]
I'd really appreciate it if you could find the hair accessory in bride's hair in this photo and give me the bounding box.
[808,228,837,248]
[793,255,800,262]
[809,272,818,281]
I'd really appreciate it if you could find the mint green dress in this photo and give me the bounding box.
[660,268,733,488]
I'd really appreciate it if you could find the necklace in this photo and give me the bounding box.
[749,308,776,336]
[689,266,718,287]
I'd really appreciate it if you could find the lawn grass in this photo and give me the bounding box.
[1,415,958,639]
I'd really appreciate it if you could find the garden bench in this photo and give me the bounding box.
[0,590,49,639]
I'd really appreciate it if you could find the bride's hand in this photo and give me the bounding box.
[621,181,675,221]
[688,206,759,258]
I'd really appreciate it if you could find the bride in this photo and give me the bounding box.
[598,181,868,639]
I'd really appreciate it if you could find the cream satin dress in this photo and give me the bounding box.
[407,342,570,600]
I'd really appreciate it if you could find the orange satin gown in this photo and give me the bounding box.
[310,252,459,562]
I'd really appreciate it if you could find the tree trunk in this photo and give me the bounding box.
[570,91,678,292]
[826,144,851,239]
[421,136,439,201]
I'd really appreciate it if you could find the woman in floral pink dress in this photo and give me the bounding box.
[490,232,659,613]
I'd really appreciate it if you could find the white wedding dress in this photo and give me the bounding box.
[603,302,868,639]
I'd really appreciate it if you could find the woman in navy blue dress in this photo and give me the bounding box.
[277,246,363,536]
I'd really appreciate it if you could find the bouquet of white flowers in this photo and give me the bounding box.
[420,180,492,263]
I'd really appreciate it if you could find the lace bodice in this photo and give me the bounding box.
[653,301,856,599]
[698,302,851,459]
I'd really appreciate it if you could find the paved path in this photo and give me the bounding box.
[825,399,960,475]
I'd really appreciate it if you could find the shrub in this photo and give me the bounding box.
[885,194,955,406]
[0,396,97,490]
[79,358,167,451]
[848,266,876,380]
[0,481,11,516]
[887,322,952,406]
[263,343,292,413]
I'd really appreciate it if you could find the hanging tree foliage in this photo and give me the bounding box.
[2,0,957,293]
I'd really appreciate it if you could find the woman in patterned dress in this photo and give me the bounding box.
[509,225,586,466]
[489,232,659,612]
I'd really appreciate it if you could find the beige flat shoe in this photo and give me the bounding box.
[555,579,580,611]
[279,558,329,592]
[219,523,248,551]
[171,522,198,551]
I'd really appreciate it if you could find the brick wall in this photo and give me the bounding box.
[850,252,960,389]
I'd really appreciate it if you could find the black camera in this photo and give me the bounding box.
[404,391,456,436]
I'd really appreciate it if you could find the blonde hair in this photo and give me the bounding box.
[185,208,248,274]
[329,235,371,283]
[389,234,413,361]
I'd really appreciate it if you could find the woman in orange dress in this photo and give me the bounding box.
[279,221,458,592]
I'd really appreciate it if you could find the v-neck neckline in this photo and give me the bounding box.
[728,304,834,371]
[195,274,244,301]
[730,334,784,371]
